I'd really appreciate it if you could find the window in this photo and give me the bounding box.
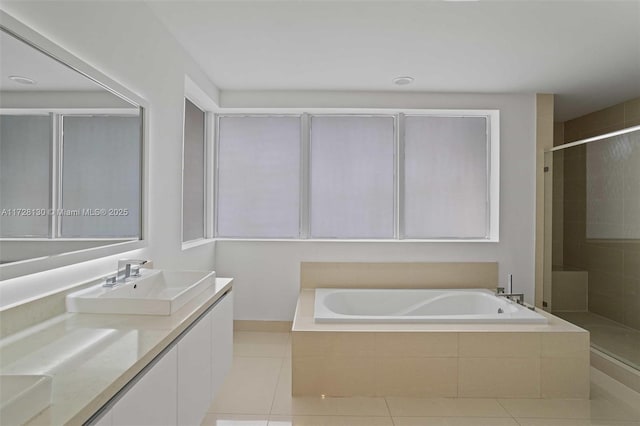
[0,113,141,239]
[182,99,206,242]
[61,116,141,238]
[310,116,395,238]
[403,116,489,238]
[0,114,51,237]
[216,116,301,238]
[214,111,497,240]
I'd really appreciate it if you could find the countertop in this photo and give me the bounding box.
[0,277,233,426]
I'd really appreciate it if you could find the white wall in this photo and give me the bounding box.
[0,3,538,320]
[217,91,536,321]
[0,1,218,306]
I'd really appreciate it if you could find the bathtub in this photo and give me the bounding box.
[314,288,547,324]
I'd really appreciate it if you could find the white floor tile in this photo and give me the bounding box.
[498,399,640,421]
[385,397,511,417]
[209,356,283,414]
[392,417,519,426]
[268,416,393,425]
[202,413,269,426]
[234,332,291,358]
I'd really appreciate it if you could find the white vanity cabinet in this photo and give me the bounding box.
[177,307,212,426]
[111,347,178,426]
[93,289,233,426]
[211,290,233,400]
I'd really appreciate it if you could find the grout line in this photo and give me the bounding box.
[268,355,288,415]
[495,398,516,420]
[383,396,393,417]
[384,397,397,425]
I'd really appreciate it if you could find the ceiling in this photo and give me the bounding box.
[149,1,640,121]
[0,29,103,92]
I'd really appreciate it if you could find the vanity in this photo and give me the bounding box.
[0,9,232,425]
[0,272,233,426]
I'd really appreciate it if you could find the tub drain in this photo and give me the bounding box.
[497,308,504,314]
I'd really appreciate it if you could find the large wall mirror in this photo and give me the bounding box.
[0,12,146,280]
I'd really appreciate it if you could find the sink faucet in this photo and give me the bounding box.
[116,259,148,283]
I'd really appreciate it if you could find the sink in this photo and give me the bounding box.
[66,269,215,315]
[0,375,52,425]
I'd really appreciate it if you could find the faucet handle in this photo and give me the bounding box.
[103,275,118,287]
[130,265,142,277]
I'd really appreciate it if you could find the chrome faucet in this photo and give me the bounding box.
[496,287,525,305]
[116,259,148,283]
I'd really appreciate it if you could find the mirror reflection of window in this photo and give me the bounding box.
[1,27,144,267]
[182,99,206,243]
[60,115,141,238]
[0,114,52,237]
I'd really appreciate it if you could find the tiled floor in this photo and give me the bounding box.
[557,312,640,370]
[203,331,640,426]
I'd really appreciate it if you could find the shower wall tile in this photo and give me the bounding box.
[551,270,588,312]
[624,251,640,282]
[586,245,623,274]
[563,103,625,143]
[623,287,640,330]
[625,97,640,125]
[588,292,625,324]
[556,96,640,331]
[587,270,624,298]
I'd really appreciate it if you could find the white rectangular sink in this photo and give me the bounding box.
[66,269,215,315]
[0,375,52,425]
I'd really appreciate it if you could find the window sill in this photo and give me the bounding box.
[213,238,499,243]
[181,238,215,251]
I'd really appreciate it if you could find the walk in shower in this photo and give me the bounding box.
[545,125,640,372]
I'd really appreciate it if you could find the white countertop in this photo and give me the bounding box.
[0,278,233,426]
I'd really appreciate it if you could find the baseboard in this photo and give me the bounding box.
[233,320,293,332]
[591,348,640,395]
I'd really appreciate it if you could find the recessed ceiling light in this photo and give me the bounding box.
[393,76,414,86]
[9,75,36,85]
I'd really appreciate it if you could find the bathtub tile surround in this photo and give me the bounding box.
[301,261,499,289]
[206,330,640,425]
[292,289,590,398]
[292,262,589,399]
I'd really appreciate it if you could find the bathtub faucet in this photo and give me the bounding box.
[496,287,525,305]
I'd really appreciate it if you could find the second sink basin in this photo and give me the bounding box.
[66,269,215,315]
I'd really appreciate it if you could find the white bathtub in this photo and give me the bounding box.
[314,288,547,324]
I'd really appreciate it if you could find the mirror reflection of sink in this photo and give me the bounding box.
[0,375,52,425]
[66,269,215,315]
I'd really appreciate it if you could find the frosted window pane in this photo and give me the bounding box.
[217,116,300,238]
[61,116,141,238]
[310,116,395,238]
[0,115,51,237]
[404,116,488,238]
[586,129,640,239]
[183,99,205,242]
